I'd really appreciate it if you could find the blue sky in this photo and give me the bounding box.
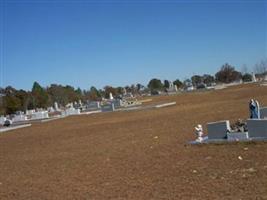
[0,0,266,90]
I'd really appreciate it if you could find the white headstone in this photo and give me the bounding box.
[123,88,127,95]
[54,102,59,111]
[13,114,28,122]
[0,116,7,125]
[109,92,114,100]
[26,109,35,115]
[47,107,55,113]
[252,73,257,82]
[169,81,174,89]
[174,85,178,92]
[255,100,260,119]
[64,107,80,116]
[31,111,49,120]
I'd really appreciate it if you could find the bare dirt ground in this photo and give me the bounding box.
[0,83,267,200]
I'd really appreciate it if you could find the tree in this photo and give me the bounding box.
[2,86,23,114]
[103,86,117,99]
[215,63,242,83]
[148,78,163,91]
[203,74,215,86]
[47,84,68,106]
[242,73,252,82]
[125,85,131,93]
[130,84,137,95]
[191,75,203,87]
[241,64,249,74]
[15,90,31,112]
[0,88,4,115]
[136,83,145,91]
[173,79,183,88]
[254,59,267,74]
[87,86,101,100]
[32,81,49,108]
[4,94,21,114]
[163,80,170,89]
[116,87,124,95]
[183,79,192,87]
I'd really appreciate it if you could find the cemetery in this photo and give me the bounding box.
[0,83,266,199]
[0,91,175,132]
[192,99,267,144]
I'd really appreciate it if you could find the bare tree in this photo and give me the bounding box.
[241,64,249,74]
[254,59,267,74]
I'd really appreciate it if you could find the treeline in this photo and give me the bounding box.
[0,62,265,115]
[0,82,149,115]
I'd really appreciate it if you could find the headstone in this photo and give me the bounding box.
[101,103,115,112]
[26,109,35,115]
[207,120,230,140]
[255,100,260,118]
[12,113,28,122]
[119,99,123,107]
[31,111,49,120]
[174,85,178,92]
[252,73,257,82]
[249,99,260,119]
[109,93,114,100]
[64,107,80,116]
[227,132,249,141]
[54,102,59,111]
[169,81,174,89]
[123,88,127,96]
[0,116,7,125]
[186,86,194,91]
[247,119,267,138]
[260,107,267,119]
[86,101,101,110]
[113,99,123,108]
[47,107,55,113]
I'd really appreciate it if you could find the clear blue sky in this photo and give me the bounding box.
[0,0,266,91]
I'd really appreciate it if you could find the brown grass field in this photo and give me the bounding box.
[0,83,267,200]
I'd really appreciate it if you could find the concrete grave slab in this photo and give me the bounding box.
[101,103,115,112]
[64,108,80,116]
[0,124,32,133]
[227,132,249,141]
[31,111,49,120]
[86,101,101,111]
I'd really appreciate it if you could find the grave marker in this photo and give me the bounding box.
[207,120,230,140]
[247,119,267,138]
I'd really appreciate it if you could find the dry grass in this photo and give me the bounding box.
[0,83,267,200]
